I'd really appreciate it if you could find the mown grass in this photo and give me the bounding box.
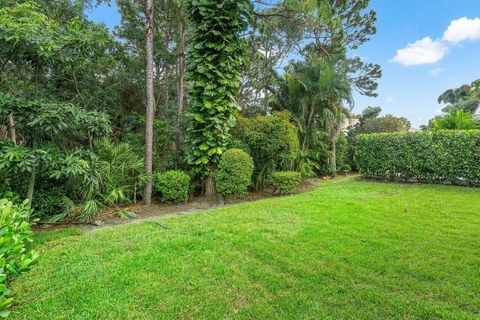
[11,178,480,319]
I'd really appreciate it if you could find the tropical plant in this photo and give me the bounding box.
[438,80,480,114]
[186,0,252,195]
[431,111,480,131]
[0,199,38,318]
[67,138,144,221]
[215,149,254,198]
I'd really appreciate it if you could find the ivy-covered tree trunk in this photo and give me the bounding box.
[144,0,155,206]
[186,0,251,196]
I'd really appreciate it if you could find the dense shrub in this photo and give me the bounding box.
[232,111,300,190]
[356,131,480,186]
[271,171,302,194]
[215,149,254,197]
[0,199,38,318]
[154,170,190,203]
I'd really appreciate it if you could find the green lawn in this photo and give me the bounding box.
[11,178,480,319]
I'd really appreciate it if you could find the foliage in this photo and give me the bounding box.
[270,171,302,194]
[121,115,174,172]
[356,131,480,186]
[232,111,300,190]
[431,110,479,131]
[0,199,38,318]
[0,2,118,110]
[348,107,410,170]
[186,0,252,179]
[154,170,190,203]
[272,55,352,151]
[438,79,480,114]
[214,149,254,197]
[0,94,111,209]
[68,138,144,221]
[361,115,411,133]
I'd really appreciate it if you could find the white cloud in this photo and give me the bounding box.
[429,68,444,77]
[385,97,394,103]
[443,17,480,43]
[391,37,449,66]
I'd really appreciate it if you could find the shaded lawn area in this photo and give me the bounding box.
[11,178,480,319]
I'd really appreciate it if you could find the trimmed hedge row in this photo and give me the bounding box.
[355,131,480,186]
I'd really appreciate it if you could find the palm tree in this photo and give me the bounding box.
[275,55,351,147]
[273,54,352,174]
[432,110,480,130]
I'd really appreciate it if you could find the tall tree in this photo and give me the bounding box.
[186,0,251,196]
[438,80,480,114]
[144,0,155,205]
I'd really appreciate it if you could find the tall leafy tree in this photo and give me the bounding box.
[186,0,252,196]
[438,80,480,114]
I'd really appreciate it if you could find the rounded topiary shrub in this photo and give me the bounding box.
[214,149,254,197]
[270,171,302,194]
[154,170,190,203]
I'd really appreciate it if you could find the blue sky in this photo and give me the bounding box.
[88,0,480,128]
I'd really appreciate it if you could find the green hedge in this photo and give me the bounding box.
[355,131,480,186]
[271,171,302,194]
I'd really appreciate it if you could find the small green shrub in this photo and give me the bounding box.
[0,199,38,318]
[271,171,302,194]
[355,131,480,185]
[154,170,190,203]
[215,149,254,197]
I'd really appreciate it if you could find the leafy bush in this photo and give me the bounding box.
[215,149,254,197]
[69,138,144,221]
[356,131,480,186]
[270,171,302,194]
[232,111,300,190]
[154,170,190,203]
[0,199,38,318]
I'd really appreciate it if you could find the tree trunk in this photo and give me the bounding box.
[204,166,216,197]
[8,113,17,145]
[27,165,36,203]
[175,18,186,169]
[144,0,155,206]
[331,139,337,177]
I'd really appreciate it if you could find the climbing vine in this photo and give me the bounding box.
[186,0,252,183]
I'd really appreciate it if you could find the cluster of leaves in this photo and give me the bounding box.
[431,110,479,131]
[186,0,252,179]
[438,79,480,114]
[214,149,254,197]
[66,138,144,222]
[348,106,411,169]
[0,94,112,147]
[154,170,190,203]
[270,171,302,194]
[0,2,118,109]
[231,111,300,190]
[0,199,38,318]
[355,131,480,186]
